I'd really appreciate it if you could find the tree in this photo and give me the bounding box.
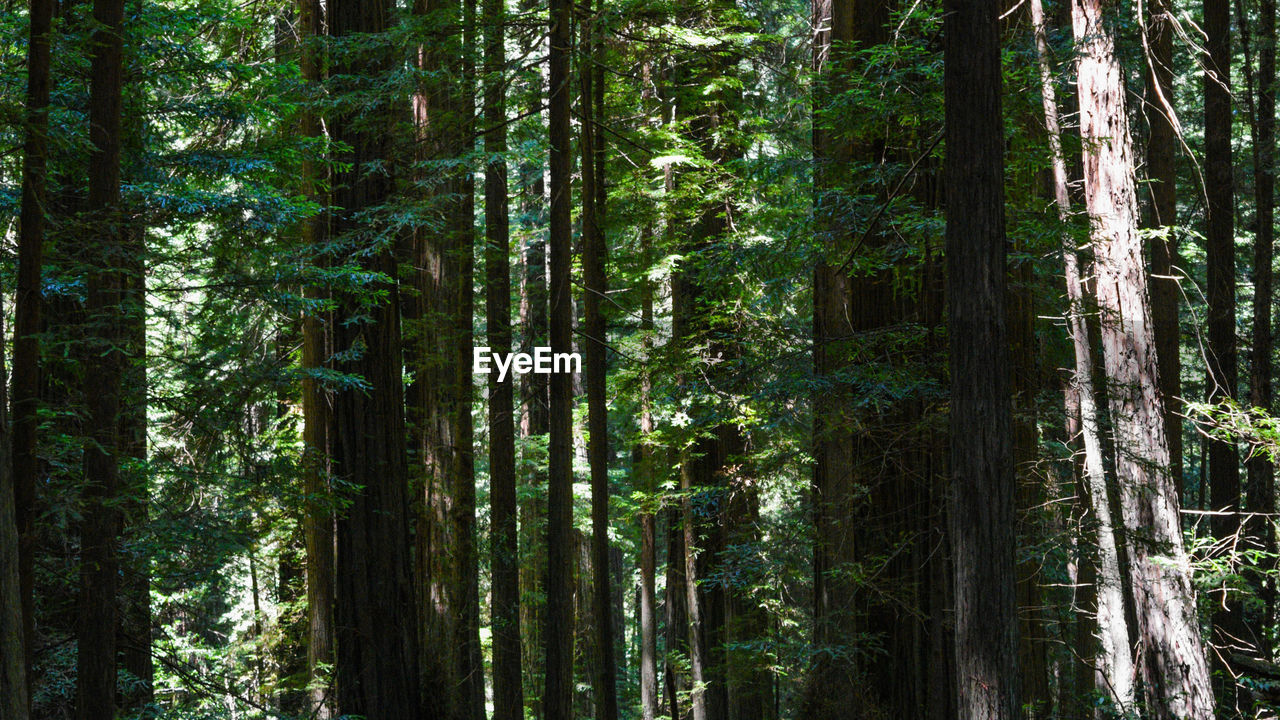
[944,0,1018,714]
[1031,0,1134,707]
[1,300,30,720]
[1072,0,1215,712]
[327,0,422,714]
[79,0,128,711]
[485,0,524,710]
[298,0,334,712]
[11,0,53,704]
[1236,0,1277,656]
[1203,0,1245,679]
[580,4,619,718]
[545,0,577,713]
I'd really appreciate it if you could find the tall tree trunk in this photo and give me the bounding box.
[545,0,577,712]
[485,0,524,712]
[808,0,859,713]
[12,0,54,701]
[327,0,422,716]
[2,297,30,720]
[1031,0,1135,707]
[665,500,691,720]
[79,0,127,713]
[1072,0,1215,714]
[412,0,484,712]
[298,0,333,712]
[944,0,1019,715]
[518,51,550,710]
[1203,0,1245,683]
[1144,0,1181,498]
[1237,0,1277,658]
[636,220,660,720]
[580,8,619,719]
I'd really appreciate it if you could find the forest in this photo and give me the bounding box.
[6,0,1280,712]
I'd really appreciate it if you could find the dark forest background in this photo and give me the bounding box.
[3,0,1279,715]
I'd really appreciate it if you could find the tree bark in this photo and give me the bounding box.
[1,295,30,720]
[944,0,1019,714]
[1030,0,1135,707]
[298,0,333,713]
[1144,0,1181,498]
[13,0,54,702]
[79,0,127,713]
[485,0,524,712]
[410,0,485,713]
[545,0,577,712]
[327,0,423,715]
[636,219,660,720]
[1072,0,1215,713]
[1236,0,1277,658]
[1203,0,1245,680]
[580,8,619,720]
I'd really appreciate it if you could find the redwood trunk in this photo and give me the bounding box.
[328,0,422,715]
[1031,0,1134,706]
[12,0,53,700]
[1072,0,1215,713]
[485,0,524,710]
[79,0,127,713]
[545,0,576,712]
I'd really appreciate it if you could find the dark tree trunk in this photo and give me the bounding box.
[1204,0,1244,677]
[1237,0,1277,657]
[545,0,577,712]
[327,0,422,716]
[2,297,30,720]
[79,0,127,713]
[485,0,524,712]
[944,0,1019,715]
[1144,0,1181,498]
[410,0,484,713]
[580,9,619,720]
[1072,0,1215,713]
[12,0,54,701]
[298,0,333,713]
[117,223,152,710]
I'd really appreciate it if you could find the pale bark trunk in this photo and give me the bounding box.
[1031,0,1135,708]
[1071,0,1215,714]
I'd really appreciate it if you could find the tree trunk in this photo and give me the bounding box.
[1072,0,1215,713]
[13,0,54,701]
[580,9,619,720]
[1144,0,1181,499]
[1,295,30,720]
[665,501,691,720]
[1203,0,1245,683]
[327,0,422,715]
[637,220,659,720]
[1030,0,1135,708]
[1237,0,1277,658]
[298,0,334,713]
[79,0,127,713]
[485,0,524,712]
[944,0,1019,714]
[545,0,577,711]
[411,0,485,713]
